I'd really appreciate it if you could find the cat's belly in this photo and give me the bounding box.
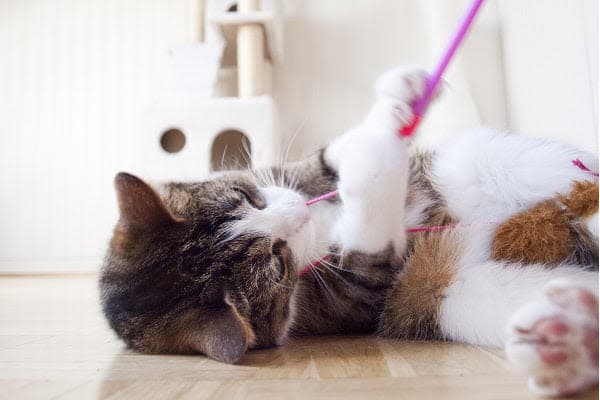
[432,128,598,224]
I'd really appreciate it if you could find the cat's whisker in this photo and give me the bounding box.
[278,116,306,168]
[312,270,333,298]
[258,168,269,187]
[310,267,336,300]
[256,169,270,187]
[286,117,307,162]
[279,119,306,188]
[249,169,259,185]
[219,144,230,171]
[288,170,300,192]
[245,160,254,178]
[290,162,304,191]
[314,254,356,278]
[277,155,286,188]
[241,136,252,163]
[254,169,263,186]
[312,257,349,283]
[278,168,284,188]
[306,252,356,285]
[265,172,273,187]
[257,169,266,186]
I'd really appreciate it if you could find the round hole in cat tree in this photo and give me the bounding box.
[160,128,186,154]
[211,129,251,171]
[227,3,238,12]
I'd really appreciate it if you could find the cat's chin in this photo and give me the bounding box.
[287,218,317,273]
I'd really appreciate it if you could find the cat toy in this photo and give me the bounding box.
[305,0,485,207]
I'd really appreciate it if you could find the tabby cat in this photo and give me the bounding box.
[100,67,598,397]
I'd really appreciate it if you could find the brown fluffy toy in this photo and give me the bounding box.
[492,181,598,266]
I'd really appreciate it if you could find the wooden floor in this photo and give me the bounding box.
[0,276,596,400]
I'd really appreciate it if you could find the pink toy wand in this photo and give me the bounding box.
[400,0,485,136]
[305,0,485,206]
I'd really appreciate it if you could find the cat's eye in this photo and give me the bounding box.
[233,187,265,209]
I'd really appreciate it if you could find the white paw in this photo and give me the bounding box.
[370,66,440,133]
[505,279,598,397]
[374,66,429,105]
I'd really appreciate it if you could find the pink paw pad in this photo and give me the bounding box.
[537,319,571,364]
[506,282,599,397]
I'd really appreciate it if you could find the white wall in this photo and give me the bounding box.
[0,0,197,272]
[499,0,598,150]
[0,0,597,272]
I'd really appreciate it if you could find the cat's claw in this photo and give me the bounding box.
[505,279,599,397]
[375,66,429,104]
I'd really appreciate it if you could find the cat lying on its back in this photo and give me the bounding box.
[100,67,598,397]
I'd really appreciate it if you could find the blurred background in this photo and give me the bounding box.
[0,0,597,273]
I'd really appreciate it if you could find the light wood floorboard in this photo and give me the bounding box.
[0,275,596,399]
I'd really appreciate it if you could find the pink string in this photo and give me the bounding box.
[298,224,459,277]
[300,158,598,277]
[306,159,598,206]
[572,158,599,177]
[305,190,339,206]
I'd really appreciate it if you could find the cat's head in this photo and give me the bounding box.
[100,172,313,363]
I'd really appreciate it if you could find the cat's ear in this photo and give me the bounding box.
[188,295,256,364]
[114,172,176,233]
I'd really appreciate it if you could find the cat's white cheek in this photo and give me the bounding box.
[286,221,315,270]
[289,201,340,270]
[230,186,315,269]
[231,186,309,237]
[260,186,311,239]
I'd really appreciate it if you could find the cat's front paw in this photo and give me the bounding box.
[505,279,598,397]
[375,66,429,104]
[370,66,439,132]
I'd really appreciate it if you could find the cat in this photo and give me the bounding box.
[100,67,599,397]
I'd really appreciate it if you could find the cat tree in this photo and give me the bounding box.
[143,0,281,181]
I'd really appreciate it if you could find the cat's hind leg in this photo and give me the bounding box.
[506,279,599,397]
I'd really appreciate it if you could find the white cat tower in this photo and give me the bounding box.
[143,0,282,181]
